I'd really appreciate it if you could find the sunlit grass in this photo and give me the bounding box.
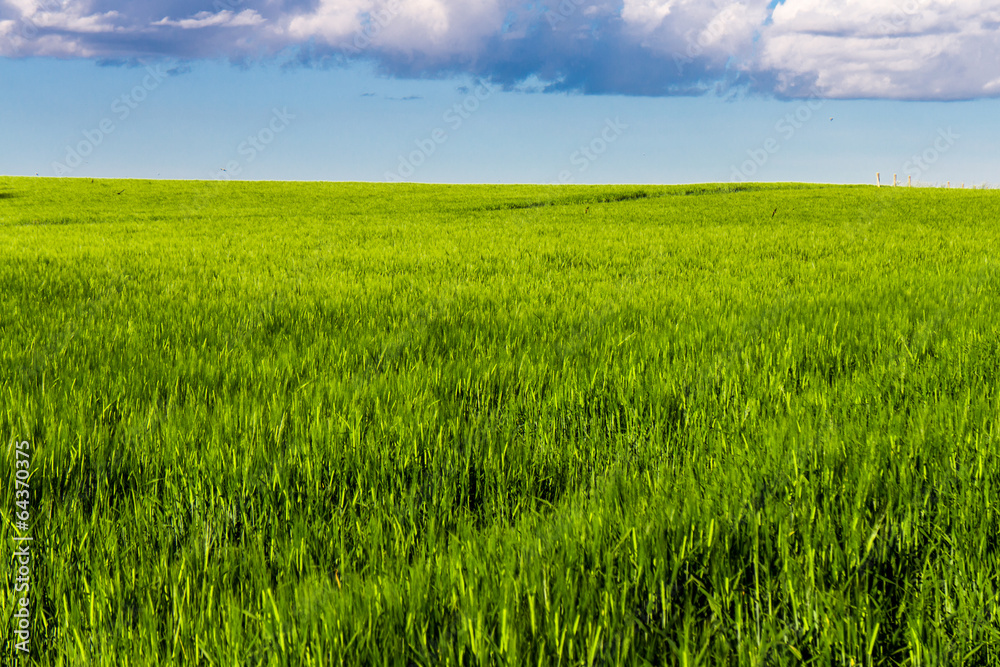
[1,177,999,665]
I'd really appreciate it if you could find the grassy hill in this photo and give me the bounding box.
[2,177,999,665]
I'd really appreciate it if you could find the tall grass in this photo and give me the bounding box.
[1,177,999,665]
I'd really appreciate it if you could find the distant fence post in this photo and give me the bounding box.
[893,174,898,186]
[908,175,912,187]
[876,172,881,187]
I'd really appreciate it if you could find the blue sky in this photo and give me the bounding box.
[2,1,998,185]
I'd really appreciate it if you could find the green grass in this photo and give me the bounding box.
[1,177,999,665]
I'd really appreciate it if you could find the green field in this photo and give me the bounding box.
[1,177,999,665]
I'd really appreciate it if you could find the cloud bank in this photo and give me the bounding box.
[2,0,999,99]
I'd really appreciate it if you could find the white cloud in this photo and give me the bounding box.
[619,0,770,76]
[758,0,1000,99]
[283,0,506,56]
[3,0,122,34]
[0,1,125,56]
[284,0,370,43]
[153,10,265,29]
[1,0,999,99]
[622,0,676,28]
